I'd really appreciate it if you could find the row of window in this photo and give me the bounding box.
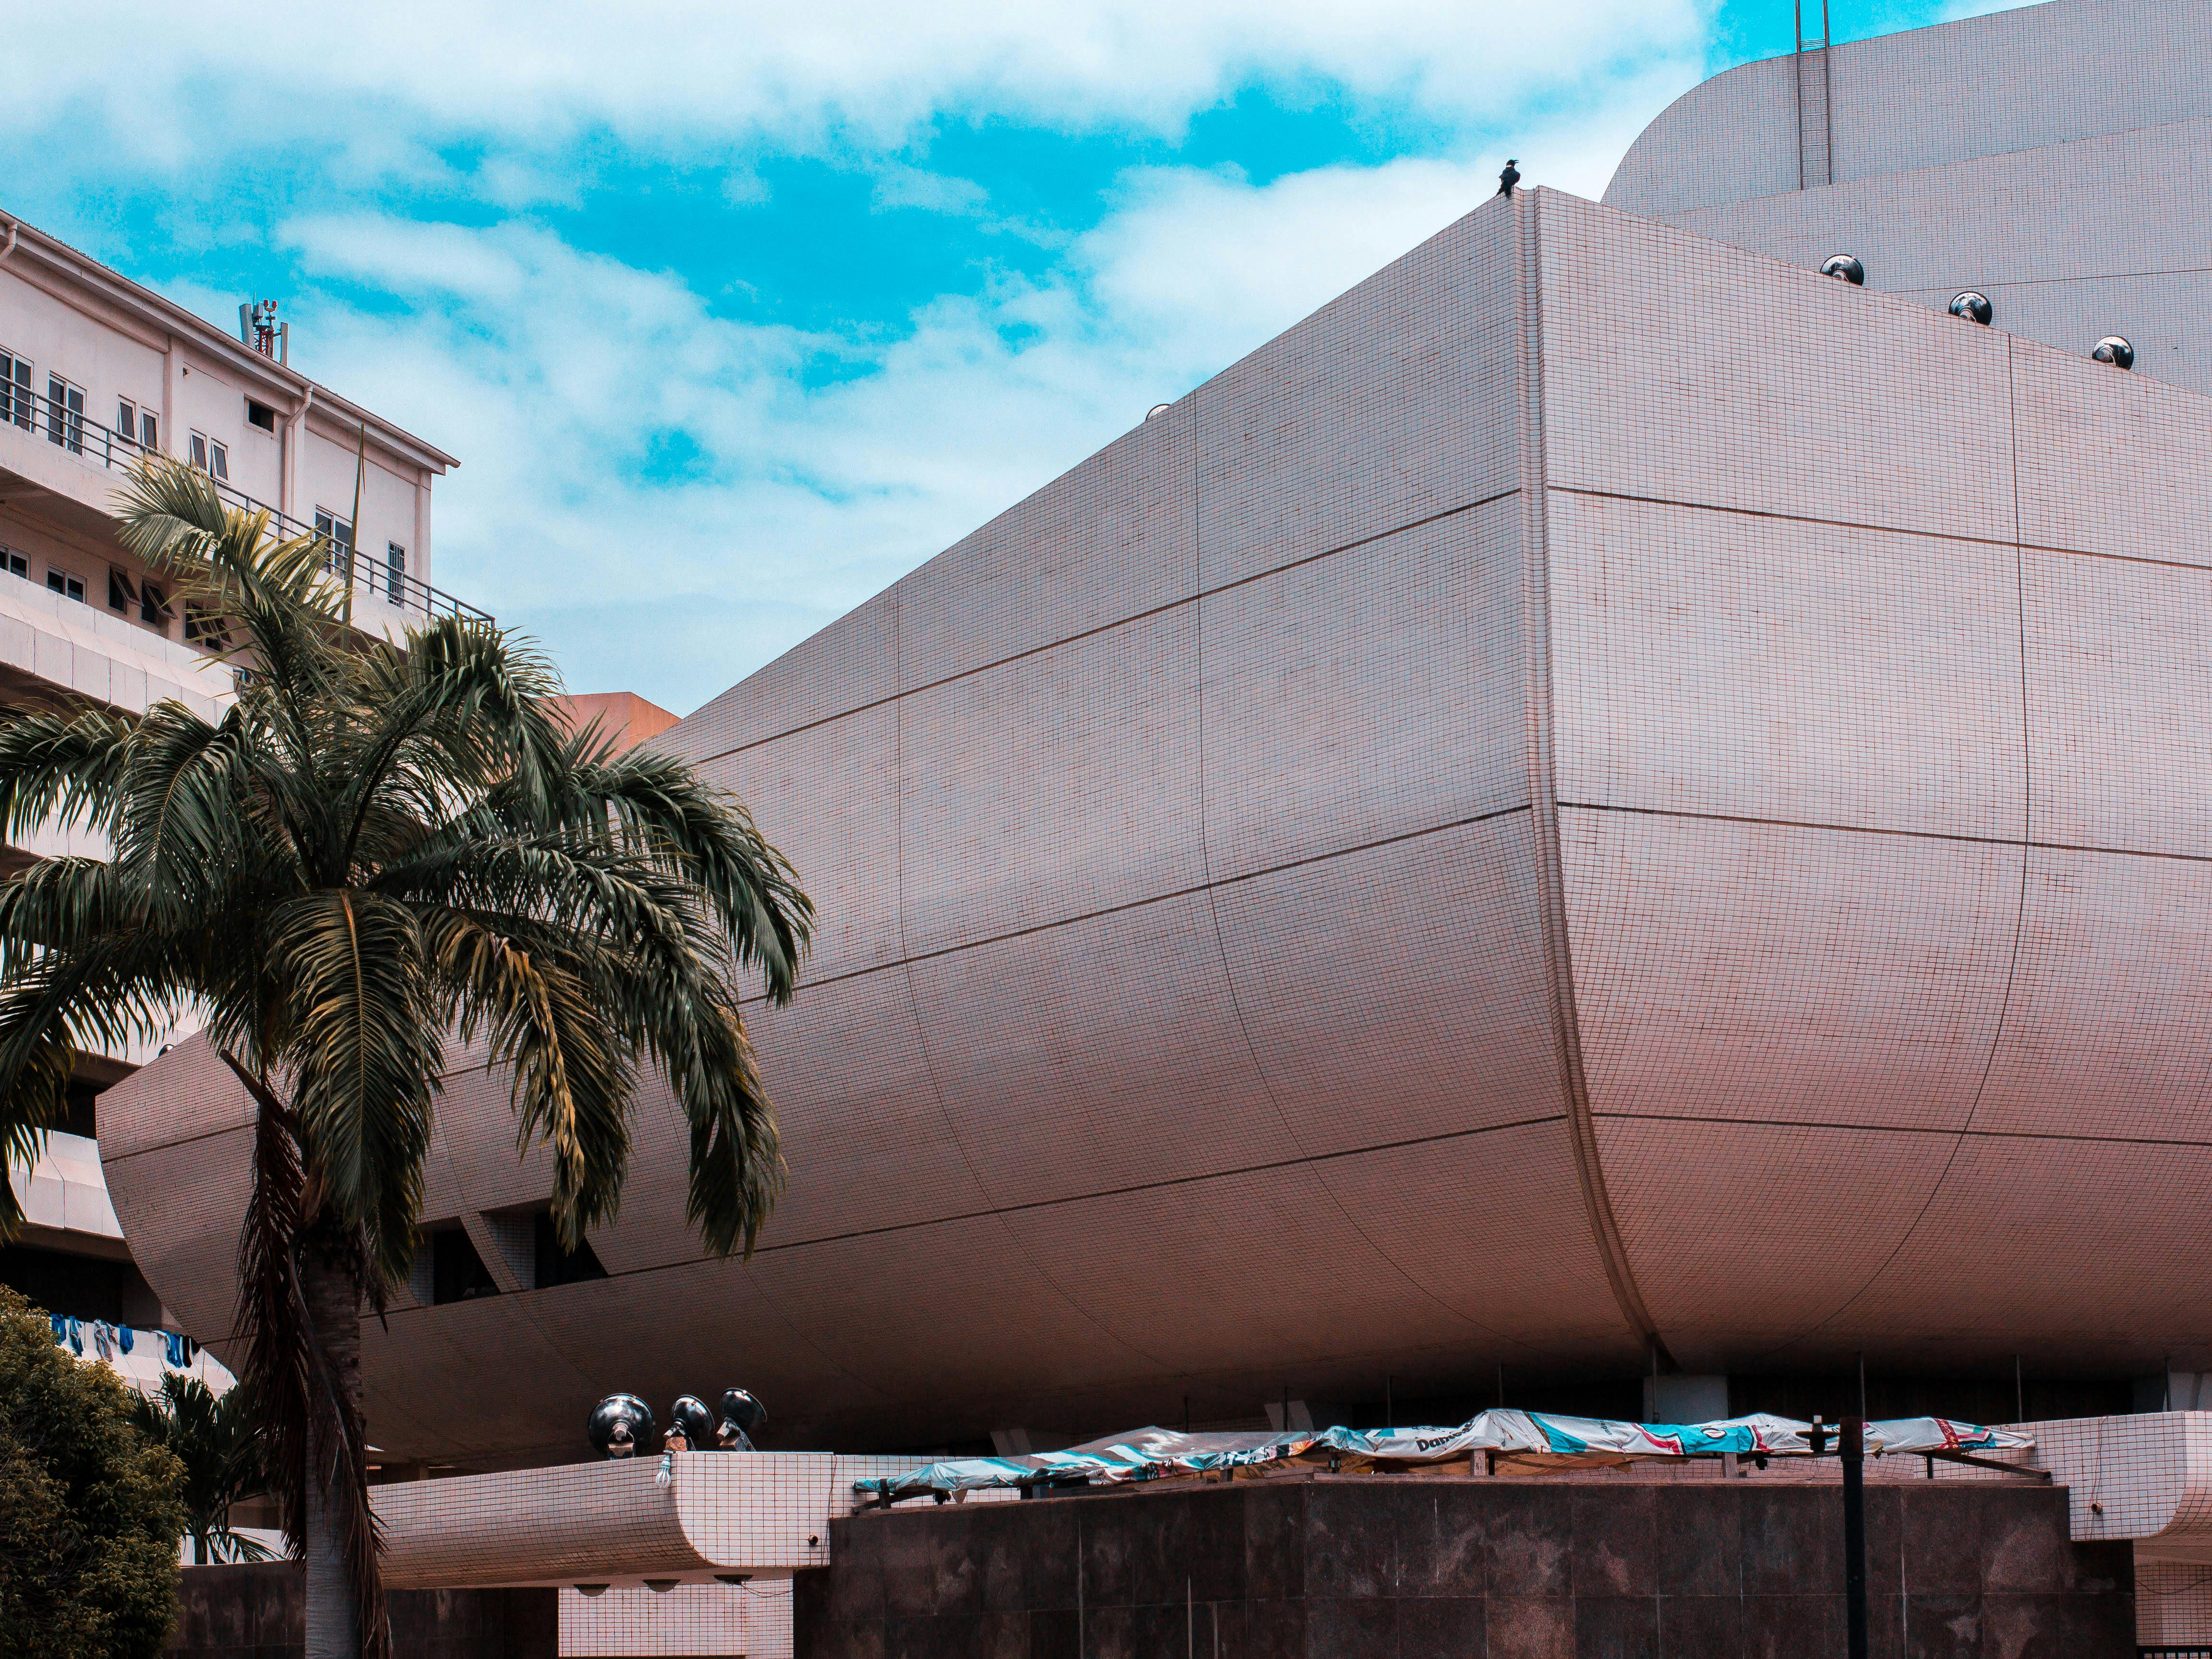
[6,347,417,613]
[4,541,232,649]
[5,345,237,481]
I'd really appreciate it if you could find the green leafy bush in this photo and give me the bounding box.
[0,1286,186,1659]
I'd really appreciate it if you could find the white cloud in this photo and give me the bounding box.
[8,0,1710,163]
[871,165,992,216]
[243,71,1678,713]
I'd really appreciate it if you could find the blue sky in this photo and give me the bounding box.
[4,0,2007,713]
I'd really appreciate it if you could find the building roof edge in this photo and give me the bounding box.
[0,205,460,475]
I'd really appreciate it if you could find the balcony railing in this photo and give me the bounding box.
[0,381,490,626]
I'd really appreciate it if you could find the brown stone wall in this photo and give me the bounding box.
[165,1562,558,1659]
[793,1477,2134,1658]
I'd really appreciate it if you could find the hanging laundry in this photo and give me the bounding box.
[162,1330,189,1368]
[91,1321,114,1362]
[63,1315,83,1354]
[117,1325,134,1355]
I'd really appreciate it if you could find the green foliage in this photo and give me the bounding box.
[0,458,813,1271]
[0,1287,186,1659]
[0,456,813,1654]
[130,1373,273,1564]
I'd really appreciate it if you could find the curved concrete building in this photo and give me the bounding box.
[101,0,2212,1467]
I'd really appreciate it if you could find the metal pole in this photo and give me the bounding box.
[2015,1356,2024,1424]
[1842,1417,1868,1659]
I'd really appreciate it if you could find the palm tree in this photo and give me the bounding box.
[0,458,812,1657]
[130,1372,276,1564]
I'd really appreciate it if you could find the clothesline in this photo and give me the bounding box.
[48,1313,233,1396]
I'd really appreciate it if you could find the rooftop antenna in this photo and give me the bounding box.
[239,299,288,364]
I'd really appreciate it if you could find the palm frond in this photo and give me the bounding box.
[0,705,134,844]
[265,891,439,1290]
[534,740,813,1001]
[420,906,635,1243]
[0,918,193,1238]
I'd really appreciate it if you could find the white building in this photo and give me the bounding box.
[0,203,474,1390]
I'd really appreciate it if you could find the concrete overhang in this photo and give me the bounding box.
[373,1453,928,1590]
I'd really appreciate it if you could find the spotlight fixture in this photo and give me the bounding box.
[574,1585,609,1597]
[1949,291,1993,325]
[1145,403,1172,421]
[1819,253,1865,285]
[587,1395,654,1460]
[2092,335,2135,369]
[645,1580,677,1594]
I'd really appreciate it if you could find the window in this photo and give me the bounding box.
[531,1211,608,1290]
[108,566,138,614]
[47,569,85,603]
[386,542,406,604]
[428,1227,500,1304]
[141,580,171,629]
[0,350,28,430]
[187,429,228,479]
[46,376,84,455]
[314,509,355,577]
[182,603,231,650]
[0,549,25,580]
[115,400,157,455]
[245,398,276,433]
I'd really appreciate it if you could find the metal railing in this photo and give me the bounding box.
[0,381,489,626]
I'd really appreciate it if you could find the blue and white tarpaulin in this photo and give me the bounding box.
[852,1412,2034,1501]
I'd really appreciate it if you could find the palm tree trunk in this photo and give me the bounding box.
[300,1222,364,1659]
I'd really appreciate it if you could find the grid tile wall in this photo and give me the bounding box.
[1608,0,2212,217]
[2138,1562,2212,1648]
[561,1582,792,1659]
[99,162,2212,1463]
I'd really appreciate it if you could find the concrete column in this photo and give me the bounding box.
[160,337,179,456]
[413,465,430,596]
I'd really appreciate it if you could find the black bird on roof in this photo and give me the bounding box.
[1497,159,1521,197]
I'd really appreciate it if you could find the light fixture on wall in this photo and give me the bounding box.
[1949,291,1993,325]
[2092,335,2136,369]
[1819,253,1865,285]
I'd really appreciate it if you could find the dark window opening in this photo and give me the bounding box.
[61,1076,97,1139]
[429,1227,499,1304]
[108,566,139,615]
[532,1212,608,1289]
[183,604,232,650]
[246,398,277,433]
[141,581,171,629]
[0,1244,165,1327]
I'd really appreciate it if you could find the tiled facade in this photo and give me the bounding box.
[1609,0,2212,400]
[104,161,2212,1473]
